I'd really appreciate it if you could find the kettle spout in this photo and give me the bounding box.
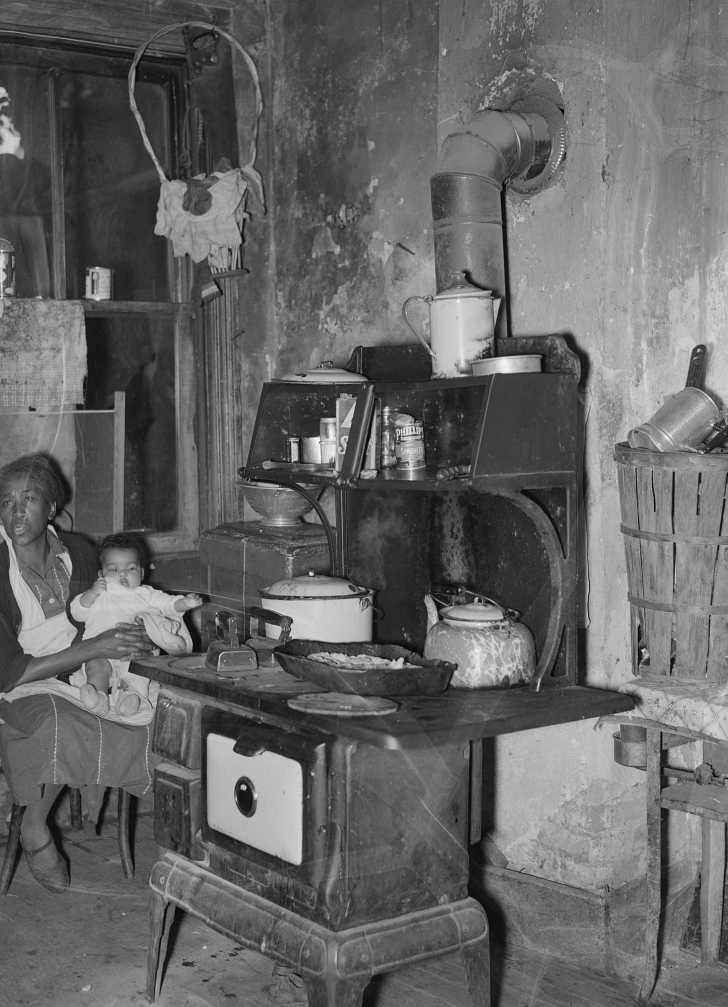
[424,594,440,632]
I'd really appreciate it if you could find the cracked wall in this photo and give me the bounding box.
[443,0,728,888]
[233,0,725,892]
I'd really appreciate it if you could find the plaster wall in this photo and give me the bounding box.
[440,0,728,888]
[236,0,440,454]
[230,0,724,892]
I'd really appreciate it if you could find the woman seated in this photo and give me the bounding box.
[0,453,156,894]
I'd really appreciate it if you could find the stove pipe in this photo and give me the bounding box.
[430,110,556,303]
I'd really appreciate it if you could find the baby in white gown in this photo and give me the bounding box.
[70,533,202,716]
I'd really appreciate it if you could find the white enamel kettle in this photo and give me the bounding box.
[402,271,501,379]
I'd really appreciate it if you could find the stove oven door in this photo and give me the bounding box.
[202,707,328,881]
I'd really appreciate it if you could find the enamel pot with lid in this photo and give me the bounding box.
[423,595,536,689]
[260,570,375,642]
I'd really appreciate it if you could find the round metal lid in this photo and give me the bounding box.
[441,600,505,624]
[276,361,367,383]
[262,570,370,599]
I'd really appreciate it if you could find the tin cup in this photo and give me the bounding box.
[85,266,113,300]
[628,387,721,452]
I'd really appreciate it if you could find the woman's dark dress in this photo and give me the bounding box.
[0,531,156,814]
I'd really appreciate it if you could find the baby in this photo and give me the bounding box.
[70,532,202,717]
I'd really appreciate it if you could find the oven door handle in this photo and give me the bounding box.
[233,724,280,758]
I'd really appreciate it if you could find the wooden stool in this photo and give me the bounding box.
[0,787,134,895]
[639,726,728,1003]
[147,852,490,1007]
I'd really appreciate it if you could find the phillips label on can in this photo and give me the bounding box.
[395,417,426,470]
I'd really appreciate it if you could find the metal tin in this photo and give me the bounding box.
[286,436,301,463]
[381,406,402,468]
[395,417,426,470]
[85,266,113,300]
[628,387,720,452]
[301,436,321,463]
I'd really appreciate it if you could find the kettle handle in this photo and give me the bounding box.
[402,297,436,357]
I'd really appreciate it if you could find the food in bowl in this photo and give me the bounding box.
[308,651,419,671]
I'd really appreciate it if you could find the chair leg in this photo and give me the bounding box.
[1,804,24,896]
[118,789,134,879]
[69,787,83,831]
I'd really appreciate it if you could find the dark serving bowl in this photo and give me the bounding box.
[273,640,456,696]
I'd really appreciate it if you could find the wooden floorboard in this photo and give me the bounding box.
[0,811,727,1007]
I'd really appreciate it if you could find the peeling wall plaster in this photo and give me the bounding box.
[443,0,728,888]
[233,0,722,893]
[264,0,438,382]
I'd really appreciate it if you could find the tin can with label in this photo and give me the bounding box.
[0,238,15,297]
[286,436,301,463]
[381,407,404,468]
[395,417,426,470]
[85,266,113,300]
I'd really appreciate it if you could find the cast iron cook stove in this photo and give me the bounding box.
[133,648,631,1006]
[135,348,635,1004]
[133,651,492,1006]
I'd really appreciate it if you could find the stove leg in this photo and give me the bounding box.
[302,973,370,1007]
[146,890,173,1003]
[462,932,491,1007]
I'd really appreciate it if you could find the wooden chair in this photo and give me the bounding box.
[0,787,133,896]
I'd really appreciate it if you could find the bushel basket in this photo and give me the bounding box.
[615,443,728,683]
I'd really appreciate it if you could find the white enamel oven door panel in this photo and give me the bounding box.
[207,733,303,864]
[201,708,328,873]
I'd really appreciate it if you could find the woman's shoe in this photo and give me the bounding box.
[21,836,69,894]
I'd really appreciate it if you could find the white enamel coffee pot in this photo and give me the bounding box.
[402,271,502,379]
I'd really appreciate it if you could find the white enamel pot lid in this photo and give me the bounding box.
[262,570,373,600]
[441,599,507,626]
[276,361,367,383]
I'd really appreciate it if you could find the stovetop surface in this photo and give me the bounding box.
[130,655,634,750]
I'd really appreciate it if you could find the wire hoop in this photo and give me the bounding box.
[128,21,263,186]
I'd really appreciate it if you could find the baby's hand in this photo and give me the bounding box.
[178,593,203,611]
[92,577,107,596]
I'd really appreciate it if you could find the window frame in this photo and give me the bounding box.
[0,31,200,553]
